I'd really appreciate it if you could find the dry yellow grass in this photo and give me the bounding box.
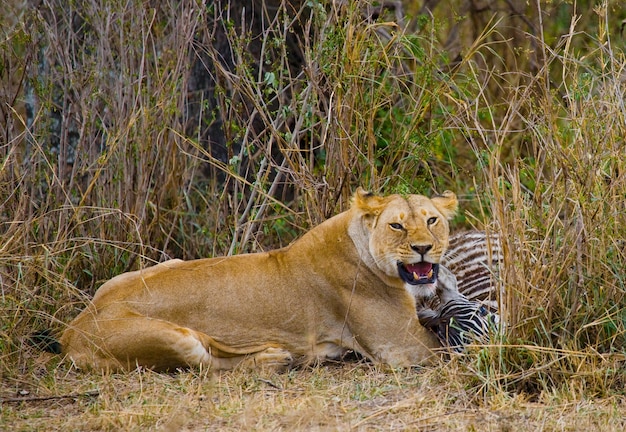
[2,355,625,431]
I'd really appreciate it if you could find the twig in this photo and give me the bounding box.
[257,379,282,390]
[407,409,475,426]
[0,390,99,404]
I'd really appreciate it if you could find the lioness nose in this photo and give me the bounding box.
[411,244,432,255]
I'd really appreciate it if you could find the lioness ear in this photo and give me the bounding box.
[431,191,458,220]
[352,187,386,215]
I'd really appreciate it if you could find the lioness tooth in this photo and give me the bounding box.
[427,269,433,279]
[413,271,419,280]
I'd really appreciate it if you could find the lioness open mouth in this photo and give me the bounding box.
[397,262,439,285]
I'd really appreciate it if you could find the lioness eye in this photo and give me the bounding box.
[427,217,437,225]
[389,222,403,230]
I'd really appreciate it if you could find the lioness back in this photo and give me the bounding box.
[58,188,458,371]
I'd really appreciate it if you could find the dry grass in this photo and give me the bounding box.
[3,358,625,431]
[1,0,625,430]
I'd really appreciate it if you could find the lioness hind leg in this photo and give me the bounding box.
[64,317,215,371]
[64,314,292,372]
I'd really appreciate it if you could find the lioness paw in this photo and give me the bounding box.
[249,347,293,371]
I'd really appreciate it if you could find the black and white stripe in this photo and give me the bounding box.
[416,231,503,351]
[418,297,498,352]
[441,230,502,311]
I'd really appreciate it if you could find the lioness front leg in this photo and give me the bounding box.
[350,308,441,367]
[373,327,440,367]
[62,314,292,372]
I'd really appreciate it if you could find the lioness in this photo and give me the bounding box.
[57,188,458,371]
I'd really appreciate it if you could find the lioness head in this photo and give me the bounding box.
[350,188,458,297]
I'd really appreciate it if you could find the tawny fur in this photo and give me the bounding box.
[59,188,458,371]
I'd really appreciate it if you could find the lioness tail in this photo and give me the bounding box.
[30,329,62,354]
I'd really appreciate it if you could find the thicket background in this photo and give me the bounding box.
[1,0,625,429]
